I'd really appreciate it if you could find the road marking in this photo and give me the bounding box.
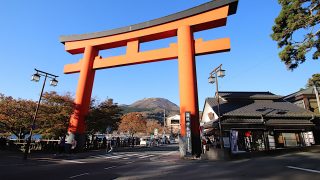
[126,161,134,164]
[138,155,154,159]
[62,160,86,164]
[104,166,117,170]
[90,152,156,160]
[163,151,177,155]
[287,166,320,174]
[69,173,89,179]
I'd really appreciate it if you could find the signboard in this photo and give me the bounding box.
[268,135,276,150]
[185,111,192,154]
[223,137,230,148]
[230,130,238,153]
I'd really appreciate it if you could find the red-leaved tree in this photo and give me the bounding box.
[118,112,146,137]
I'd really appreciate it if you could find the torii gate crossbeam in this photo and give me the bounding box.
[60,0,238,157]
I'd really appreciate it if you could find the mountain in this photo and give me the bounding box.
[129,98,179,111]
[120,98,180,122]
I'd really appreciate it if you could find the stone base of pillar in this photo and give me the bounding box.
[65,132,86,153]
[178,135,187,158]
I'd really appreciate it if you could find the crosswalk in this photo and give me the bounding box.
[29,152,162,165]
[89,152,157,161]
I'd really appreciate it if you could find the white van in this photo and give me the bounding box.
[140,137,150,146]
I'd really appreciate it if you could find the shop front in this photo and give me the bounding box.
[229,129,266,153]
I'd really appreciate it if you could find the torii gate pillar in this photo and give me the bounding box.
[66,46,97,148]
[178,26,201,156]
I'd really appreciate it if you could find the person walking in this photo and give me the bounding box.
[202,138,207,154]
[58,135,65,154]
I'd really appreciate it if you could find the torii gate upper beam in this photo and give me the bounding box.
[61,0,238,73]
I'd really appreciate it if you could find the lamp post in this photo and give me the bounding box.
[24,69,58,159]
[208,64,225,149]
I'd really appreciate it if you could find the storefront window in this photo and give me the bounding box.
[230,130,265,153]
[275,132,303,148]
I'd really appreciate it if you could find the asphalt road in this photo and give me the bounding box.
[1,144,320,180]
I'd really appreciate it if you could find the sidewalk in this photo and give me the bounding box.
[201,145,320,161]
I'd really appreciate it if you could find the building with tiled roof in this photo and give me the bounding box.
[283,87,320,114]
[201,91,316,154]
[283,87,320,144]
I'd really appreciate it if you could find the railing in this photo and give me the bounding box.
[0,137,143,152]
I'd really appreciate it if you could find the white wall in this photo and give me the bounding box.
[201,102,218,124]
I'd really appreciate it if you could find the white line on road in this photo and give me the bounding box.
[104,166,117,170]
[69,172,89,179]
[138,155,154,159]
[126,161,134,164]
[287,166,320,174]
[62,160,86,164]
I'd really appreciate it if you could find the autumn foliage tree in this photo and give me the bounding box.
[0,94,36,139]
[0,92,75,139]
[118,112,146,137]
[145,119,163,135]
[37,91,75,139]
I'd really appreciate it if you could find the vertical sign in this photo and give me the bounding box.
[185,111,192,154]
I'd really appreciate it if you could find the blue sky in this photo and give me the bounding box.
[0,0,318,109]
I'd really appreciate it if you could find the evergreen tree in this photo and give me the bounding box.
[307,73,320,87]
[271,0,319,70]
[86,98,122,135]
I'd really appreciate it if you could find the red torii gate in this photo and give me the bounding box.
[60,0,238,156]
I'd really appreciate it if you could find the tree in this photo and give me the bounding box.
[271,0,320,70]
[37,91,75,139]
[145,119,163,135]
[118,112,146,137]
[0,94,36,139]
[86,98,122,135]
[307,73,320,87]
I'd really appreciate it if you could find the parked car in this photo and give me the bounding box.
[140,137,150,146]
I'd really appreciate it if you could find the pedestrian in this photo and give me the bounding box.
[71,139,77,153]
[206,137,212,151]
[58,135,65,154]
[116,137,120,147]
[0,137,6,150]
[102,136,107,149]
[93,137,98,149]
[202,138,207,154]
[132,137,135,148]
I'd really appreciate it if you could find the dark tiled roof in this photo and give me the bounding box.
[204,92,316,130]
[223,118,263,124]
[218,91,282,100]
[266,119,314,126]
[206,97,314,118]
[283,87,320,100]
[206,97,250,115]
[224,101,314,118]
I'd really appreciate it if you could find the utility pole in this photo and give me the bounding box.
[313,81,320,113]
[163,109,166,127]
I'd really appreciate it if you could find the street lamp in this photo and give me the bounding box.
[208,64,225,149]
[24,69,58,159]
